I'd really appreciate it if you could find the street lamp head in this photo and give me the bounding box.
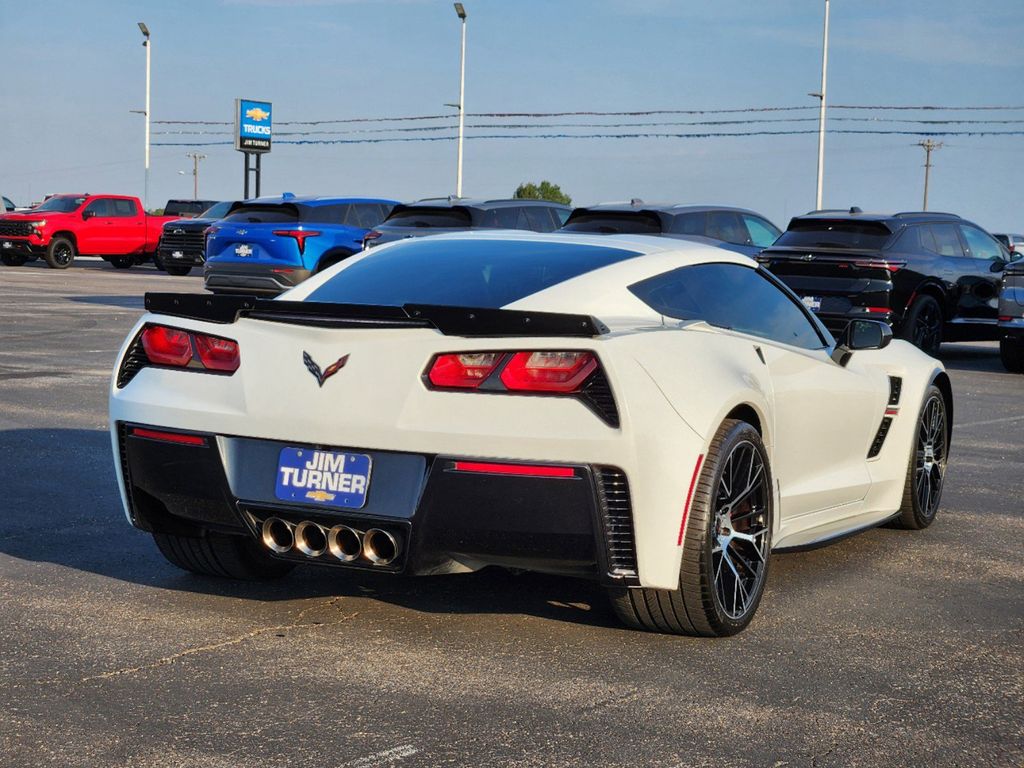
[453,3,466,19]
[138,21,150,38]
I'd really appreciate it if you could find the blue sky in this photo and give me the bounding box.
[1,0,1021,231]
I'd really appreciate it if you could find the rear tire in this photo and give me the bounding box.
[608,419,773,636]
[153,531,295,580]
[900,295,943,356]
[1,253,27,267]
[1000,338,1024,373]
[45,237,75,269]
[110,255,134,269]
[164,264,192,276]
[892,385,948,530]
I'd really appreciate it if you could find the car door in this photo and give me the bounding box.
[77,198,113,254]
[954,223,1006,322]
[107,198,144,255]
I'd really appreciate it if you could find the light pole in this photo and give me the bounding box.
[184,152,206,198]
[138,22,151,210]
[810,0,829,210]
[453,3,467,198]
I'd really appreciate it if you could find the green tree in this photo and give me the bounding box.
[513,180,572,206]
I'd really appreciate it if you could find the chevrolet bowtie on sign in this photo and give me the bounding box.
[235,98,272,153]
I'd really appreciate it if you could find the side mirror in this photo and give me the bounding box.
[82,209,95,220]
[990,258,1007,273]
[831,319,893,366]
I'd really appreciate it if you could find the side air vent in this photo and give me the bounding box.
[594,467,638,581]
[579,371,620,427]
[116,331,151,388]
[868,417,894,458]
[888,376,902,406]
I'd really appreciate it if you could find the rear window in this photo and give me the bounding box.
[305,238,640,308]
[165,200,216,217]
[776,220,893,250]
[223,204,302,224]
[382,207,473,229]
[560,211,664,235]
[199,201,232,219]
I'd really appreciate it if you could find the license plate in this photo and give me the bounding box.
[802,295,822,312]
[2,241,11,249]
[171,250,184,259]
[275,448,371,509]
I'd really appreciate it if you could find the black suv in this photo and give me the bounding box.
[363,198,571,248]
[758,209,1016,354]
[999,260,1024,372]
[156,201,234,276]
[558,202,781,259]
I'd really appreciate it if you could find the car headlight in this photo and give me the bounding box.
[27,219,46,232]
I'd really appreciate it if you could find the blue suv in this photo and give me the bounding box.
[204,194,396,295]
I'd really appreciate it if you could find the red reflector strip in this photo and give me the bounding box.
[130,428,206,446]
[677,454,705,546]
[452,461,575,478]
[885,408,900,416]
[999,316,1013,322]
[864,307,891,314]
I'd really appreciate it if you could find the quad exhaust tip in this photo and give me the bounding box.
[259,517,398,566]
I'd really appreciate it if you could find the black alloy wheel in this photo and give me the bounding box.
[902,295,943,356]
[45,237,75,269]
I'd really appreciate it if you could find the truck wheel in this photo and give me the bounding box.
[1,254,27,267]
[153,253,167,271]
[1000,339,1024,373]
[164,264,192,276]
[45,237,76,269]
[110,256,134,269]
[900,295,943,356]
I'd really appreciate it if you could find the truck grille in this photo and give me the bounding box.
[594,467,638,581]
[159,228,206,255]
[0,221,33,237]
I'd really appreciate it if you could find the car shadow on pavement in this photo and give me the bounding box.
[65,295,146,309]
[937,341,1005,374]
[0,427,625,630]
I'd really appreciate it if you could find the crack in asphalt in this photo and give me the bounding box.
[38,598,358,685]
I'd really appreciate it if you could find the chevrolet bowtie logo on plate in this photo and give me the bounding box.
[235,244,253,257]
[246,107,271,122]
[303,352,350,387]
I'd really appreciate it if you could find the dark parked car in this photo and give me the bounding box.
[758,209,1016,355]
[998,261,1024,372]
[557,202,782,258]
[362,198,571,248]
[163,199,220,218]
[155,201,235,276]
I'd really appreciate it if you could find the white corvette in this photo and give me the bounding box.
[109,232,951,636]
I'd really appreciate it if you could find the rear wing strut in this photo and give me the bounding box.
[143,293,607,338]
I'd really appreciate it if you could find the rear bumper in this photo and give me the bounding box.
[204,262,312,296]
[115,422,640,585]
[999,316,1024,342]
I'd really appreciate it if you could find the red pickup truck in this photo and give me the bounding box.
[0,194,177,270]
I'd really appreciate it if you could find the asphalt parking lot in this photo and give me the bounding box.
[1,259,1021,768]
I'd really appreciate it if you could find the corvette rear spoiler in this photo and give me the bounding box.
[143,293,608,338]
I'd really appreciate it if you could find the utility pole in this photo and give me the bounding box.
[918,139,942,210]
[185,152,206,199]
[810,0,830,210]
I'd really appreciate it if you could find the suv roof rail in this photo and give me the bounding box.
[893,211,961,219]
[804,208,852,215]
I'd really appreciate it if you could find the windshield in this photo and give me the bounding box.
[306,238,640,308]
[199,201,232,219]
[34,196,87,213]
[165,200,216,216]
[775,220,893,250]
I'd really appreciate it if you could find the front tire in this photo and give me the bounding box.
[164,264,192,276]
[892,385,948,530]
[1000,338,1024,373]
[1,253,27,267]
[109,255,134,269]
[45,237,75,269]
[153,531,295,580]
[900,295,943,356]
[608,419,773,636]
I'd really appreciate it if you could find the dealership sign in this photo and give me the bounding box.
[235,98,272,153]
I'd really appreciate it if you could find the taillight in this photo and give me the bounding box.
[427,352,503,388]
[500,351,597,392]
[273,229,321,254]
[363,230,383,249]
[135,324,239,373]
[141,325,193,367]
[194,333,241,372]
[853,259,905,274]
